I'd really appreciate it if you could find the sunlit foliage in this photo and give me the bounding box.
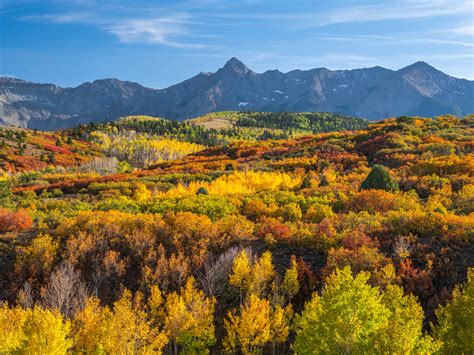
[0,114,472,353]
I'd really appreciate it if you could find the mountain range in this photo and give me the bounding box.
[1,57,472,130]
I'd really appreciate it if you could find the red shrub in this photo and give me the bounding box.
[0,208,33,233]
[256,217,292,242]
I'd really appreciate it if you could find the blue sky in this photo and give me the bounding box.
[1,0,473,88]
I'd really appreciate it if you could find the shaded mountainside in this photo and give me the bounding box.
[1,58,473,129]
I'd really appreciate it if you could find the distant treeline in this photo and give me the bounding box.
[70,111,368,146]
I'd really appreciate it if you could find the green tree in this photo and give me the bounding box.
[48,152,56,163]
[299,175,312,189]
[361,164,399,192]
[117,160,132,173]
[378,284,439,353]
[433,268,474,354]
[293,267,389,354]
[293,267,436,354]
[0,173,12,207]
[196,187,209,195]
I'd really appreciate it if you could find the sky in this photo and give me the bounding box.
[1,0,473,88]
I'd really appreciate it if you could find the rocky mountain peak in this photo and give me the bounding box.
[220,57,252,75]
[399,61,439,75]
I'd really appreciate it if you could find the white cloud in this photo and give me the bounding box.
[311,32,474,48]
[20,8,209,48]
[417,38,474,47]
[22,12,92,23]
[451,24,474,36]
[105,14,208,48]
[318,0,473,26]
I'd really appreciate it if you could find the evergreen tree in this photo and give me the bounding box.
[48,152,56,163]
[196,187,209,195]
[361,164,399,191]
[299,175,312,189]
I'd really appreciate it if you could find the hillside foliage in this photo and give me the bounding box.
[72,111,368,147]
[0,113,473,353]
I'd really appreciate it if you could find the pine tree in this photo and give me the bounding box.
[361,164,399,192]
[299,175,312,189]
[196,187,209,195]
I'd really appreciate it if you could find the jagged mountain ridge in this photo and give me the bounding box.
[1,57,472,129]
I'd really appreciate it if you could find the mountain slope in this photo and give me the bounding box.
[1,58,472,129]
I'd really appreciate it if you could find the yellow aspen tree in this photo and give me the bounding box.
[0,304,27,353]
[103,290,166,354]
[377,284,439,353]
[148,285,166,327]
[179,277,216,351]
[229,250,252,305]
[269,304,293,354]
[293,267,389,354]
[132,182,151,202]
[21,306,72,354]
[163,291,187,355]
[249,251,276,298]
[164,277,216,354]
[74,291,167,354]
[223,294,271,354]
[72,297,110,354]
[293,267,437,354]
[282,256,300,303]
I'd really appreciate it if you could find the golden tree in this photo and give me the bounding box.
[164,277,216,354]
[223,294,271,354]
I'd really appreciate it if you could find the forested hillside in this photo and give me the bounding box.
[73,111,368,147]
[0,114,473,353]
[0,126,103,172]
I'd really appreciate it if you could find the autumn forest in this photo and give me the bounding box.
[0,112,473,354]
